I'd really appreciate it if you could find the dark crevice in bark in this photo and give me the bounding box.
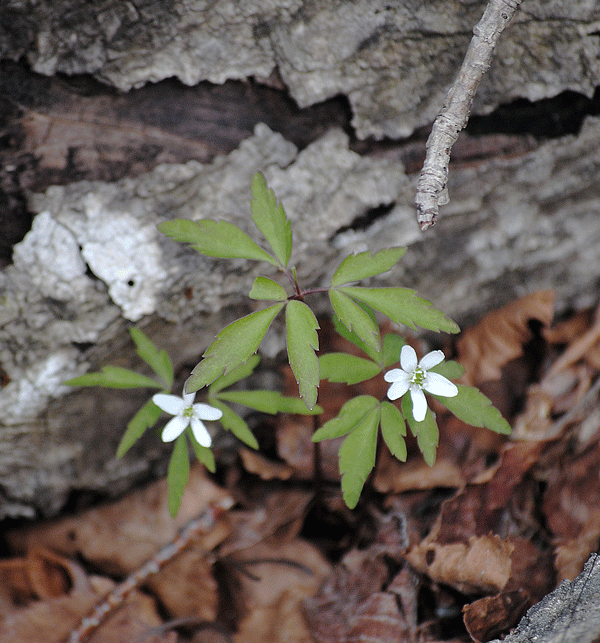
[467,88,600,139]
[2,54,600,267]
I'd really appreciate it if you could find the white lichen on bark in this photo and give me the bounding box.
[415,0,524,230]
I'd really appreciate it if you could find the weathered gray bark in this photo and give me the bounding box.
[1,0,600,520]
[488,554,600,643]
[1,1,599,139]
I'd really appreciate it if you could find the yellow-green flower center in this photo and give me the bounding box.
[410,367,426,386]
[182,405,194,418]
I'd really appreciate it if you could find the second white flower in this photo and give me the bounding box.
[384,345,458,422]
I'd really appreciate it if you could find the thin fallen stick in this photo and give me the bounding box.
[415,0,524,230]
[65,496,233,643]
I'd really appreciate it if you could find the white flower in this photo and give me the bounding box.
[152,391,222,447]
[384,345,458,422]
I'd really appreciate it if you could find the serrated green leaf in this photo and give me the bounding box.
[433,385,511,435]
[313,395,379,441]
[65,366,162,390]
[339,287,460,334]
[189,432,216,473]
[402,396,439,466]
[129,328,174,389]
[209,399,259,449]
[167,434,190,517]
[332,247,406,287]
[249,276,288,301]
[319,353,381,385]
[116,399,163,458]
[286,300,320,410]
[251,173,292,267]
[187,303,285,392]
[339,404,380,509]
[216,389,322,415]
[380,401,407,462]
[382,333,406,367]
[158,218,277,265]
[330,290,381,356]
[429,359,465,380]
[216,389,281,414]
[209,354,260,395]
[275,396,323,415]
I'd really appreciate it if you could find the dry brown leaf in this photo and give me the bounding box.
[555,511,600,582]
[7,464,231,575]
[304,549,389,643]
[220,490,313,558]
[463,589,529,643]
[0,569,167,643]
[347,592,407,642]
[456,289,556,385]
[144,541,220,621]
[0,547,89,620]
[405,534,514,594]
[239,448,295,481]
[542,307,594,345]
[373,446,465,493]
[0,574,106,643]
[231,539,331,643]
[546,307,600,377]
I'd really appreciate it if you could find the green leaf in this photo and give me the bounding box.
[167,434,190,517]
[251,173,292,267]
[209,399,259,449]
[382,333,406,367]
[286,300,320,410]
[187,303,285,392]
[331,247,406,287]
[433,385,511,435]
[129,328,174,389]
[339,404,380,509]
[380,401,407,462]
[249,276,288,301]
[216,390,321,415]
[158,219,277,265]
[330,290,381,356]
[319,353,381,385]
[209,354,261,395]
[275,396,323,415]
[430,359,465,380]
[313,395,379,441]
[64,366,162,390]
[402,396,439,466]
[116,399,163,458]
[339,287,460,334]
[189,432,216,473]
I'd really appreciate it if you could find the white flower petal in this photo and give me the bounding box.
[161,415,188,442]
[192,403,223,421]
[153,393,185,415]
[419,350,445,371]
[190,419,212,447]
[182,390,196,406]
[423,372,458,397]
[410,387,427,422]
[400,345,418,373]
[384,368,404,383]
[387,378,410,400]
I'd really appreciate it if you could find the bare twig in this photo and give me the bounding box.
[65,496,233,643]
[415,0,523,230]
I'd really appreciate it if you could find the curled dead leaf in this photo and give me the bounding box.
[456,290,556,385]
[240,448,295,481]
[463,589,529,643]
[404,534,514,594]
